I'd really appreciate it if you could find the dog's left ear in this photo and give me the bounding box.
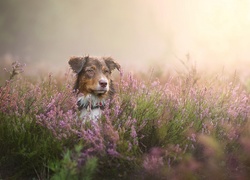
[104,57,121,72]
[68,56,87,74]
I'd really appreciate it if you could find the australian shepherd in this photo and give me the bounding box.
[68,55,120,121]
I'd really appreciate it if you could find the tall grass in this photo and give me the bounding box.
[0,61,249,179]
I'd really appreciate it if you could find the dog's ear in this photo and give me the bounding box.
[104,57,121,72]
[68,56,88,74]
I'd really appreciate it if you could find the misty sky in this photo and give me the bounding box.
[1,0,250,74]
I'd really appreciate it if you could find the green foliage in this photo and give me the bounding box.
[0,114,63,179]
[50,144,97,180]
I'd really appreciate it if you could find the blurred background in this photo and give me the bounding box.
[0,0,250,77]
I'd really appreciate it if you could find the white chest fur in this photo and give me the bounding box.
[79,108,102,121]
[77,95,106,122]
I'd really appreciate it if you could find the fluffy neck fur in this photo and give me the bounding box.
[77,94,106,110]
[77,94,107,121]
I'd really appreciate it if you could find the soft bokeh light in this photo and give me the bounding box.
[0,0,250,76]
[148,0,250,73]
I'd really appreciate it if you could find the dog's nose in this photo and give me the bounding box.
[99,80,107,88]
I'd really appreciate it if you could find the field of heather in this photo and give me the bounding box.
[0,61,250,179]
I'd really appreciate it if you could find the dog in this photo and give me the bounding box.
[68,55,120,121]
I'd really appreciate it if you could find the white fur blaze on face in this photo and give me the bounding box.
[96,75,109,93]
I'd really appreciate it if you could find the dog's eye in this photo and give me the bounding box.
[87,69,94,72]
[103,69,109,74]
[86,69,95,76]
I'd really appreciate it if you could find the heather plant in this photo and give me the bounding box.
[0,60,250,179]
[0,62,80,178]
[72,69,249,179]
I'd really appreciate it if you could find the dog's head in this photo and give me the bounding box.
[69,56,120,97]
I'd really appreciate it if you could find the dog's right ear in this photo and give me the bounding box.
[68,56,88,74]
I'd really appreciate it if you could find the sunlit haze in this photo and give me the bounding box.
[1,0,250,76]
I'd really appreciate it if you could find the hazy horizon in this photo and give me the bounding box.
[1,0,250,77]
